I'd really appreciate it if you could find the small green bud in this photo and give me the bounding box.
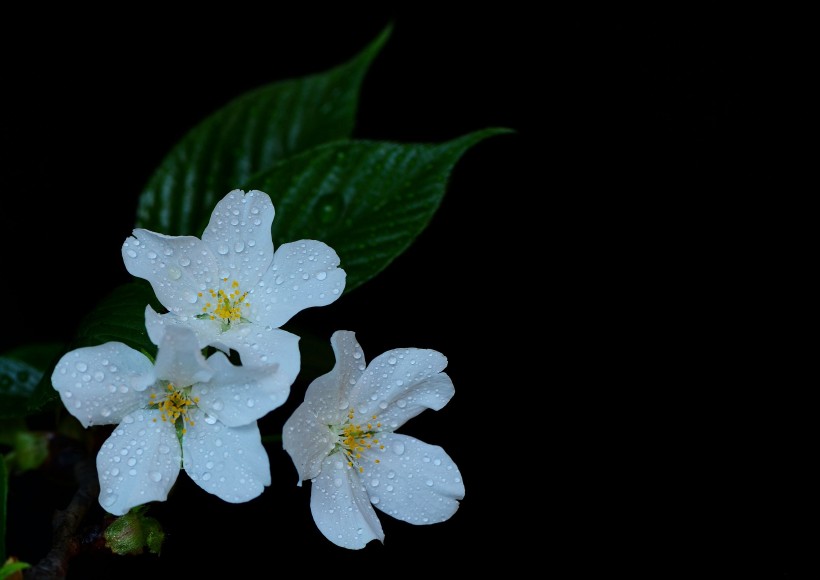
[103,508,165,556]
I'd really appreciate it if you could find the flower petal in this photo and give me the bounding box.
[51,343,155,427]
[144,305,226,353]
[361,433,464,525]
[194,352,287,427]
[282,330,366,484]
[252,240,346,328]
[349,348,453,425]
[183,415,270,504]
[96,409,182,516]
[153,325,214,386]
[217,326,300,380]
[282,404,336,485]
[200,189,274,286]
[310,455,384,549]
[122,230,218,317]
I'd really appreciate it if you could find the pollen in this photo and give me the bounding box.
[196,279,250,331]
[149,383,198,428]
[332,408,383,470]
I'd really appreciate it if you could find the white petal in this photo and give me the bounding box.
[304,330,365,402]
[310,455,384,549]
[201,189,274,286]
[282,330,365,484]
[182,415,270,504]
[349,348,452,423]
[153,325,213,386]
[51,343,155,427]
[252,240,346,328]
[361,433,463,525]
[122,230,218,317]
[282,403,337,485]
[193,352,286,427]
[144,305,225,353]
[217,326,300,382]
[96,409,182,516]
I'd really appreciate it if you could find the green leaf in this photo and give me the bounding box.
[1,343,63,373]
[247,128,512,293]
[0,562,31,579]
[0,357,43,420]
[137,24,391,236]
[72,280,160,356]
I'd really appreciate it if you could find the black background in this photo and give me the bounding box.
[1,8,808,579]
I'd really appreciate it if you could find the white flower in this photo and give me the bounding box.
[282,330,464,549]
[121,189,346,397]
[51,325,282,516]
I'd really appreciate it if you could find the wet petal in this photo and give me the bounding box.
[310,455,384,549]
[304,330,366,403]
[194,352,285,427]
[361,433,463,525]
[51,343,155,427]
[201,189,274,286]
[96,409,182,516]
[218,326,300,383]
[153,325,213,386]
[144,305,225,353]
[349,348,452,423]
[282,403,337,484]
[252,240,346,328]
[183,416,270,504]
[122,230,218,317]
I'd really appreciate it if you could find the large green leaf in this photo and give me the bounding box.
[245,128,512,293]
[137,25,391,236]
[71,280,161,356]
[0,357,43,420]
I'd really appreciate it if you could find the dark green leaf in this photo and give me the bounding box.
[0,357,42,420]
[72,280,160,356]
[137,25,391,236]
[2,342,63,373]
[248,128,512,293]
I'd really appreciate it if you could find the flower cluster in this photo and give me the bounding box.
[51,189,463,549]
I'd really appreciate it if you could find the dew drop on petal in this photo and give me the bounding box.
[127,458,136,467]
[75,362,87,372]
[316,271,327,280]
[126,249,137,258]
[234,241,245,253]
[101,493,118,507]
[110,468,120,476]
[217,244,229,255]
[388,356,397,365]
[150,471,162,482]
[167,267,182,280]
[129,469,137,476]
[392,442,405,456]
[158,445,170,454]
[371,496,380,505]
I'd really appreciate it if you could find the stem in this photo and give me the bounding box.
[24,459,99,580]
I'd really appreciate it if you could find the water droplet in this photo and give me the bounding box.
[167,266,182,280]
[126,249,137,258]
[425,479,434,487]
[101,408,111,417]
[129,469,137,476]
[371,496,380,505]
[150,471,162,482]
[206,461,214,469]
[334,478,343,488]
[147,251,157,260]
[275,275,284,285]
[388,356,397,365]
[64,391,72,398]
[158,445,170,454]
[215,439,223,447]
[75,362,87,372]
[392,442,405,455]
[217,244,229,255]
[396,399,407,408]
[202,472,211,481]
[212,400,224,411]
[110,468,120,476]
[246,399,255,408]
[371,479,380,487]
[433,458,442,466]
[94,371,105,381]
[180,257,191,266]
[184,291,198,304]
[316,271,327,280]
[127,458,137,467]
[101,493,118,507]
[203,414,217,425]
[353,351,362,360]
[387,470,396,479]
[234,241,245,253]
[317,195,343,224]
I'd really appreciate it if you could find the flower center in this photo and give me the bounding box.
[195,279,250,332]
[331,408,385,473]
[149,383,199,434]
